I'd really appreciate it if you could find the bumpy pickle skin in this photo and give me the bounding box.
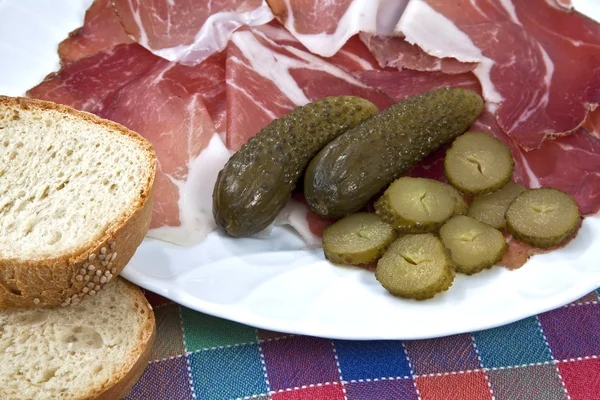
[439,215,507,275]
[304,87,484,218]
[505,188,581,248]
[444,132,514,195]
[375,233,455,300]
[468,182,526,229]
[213,96,379,237]
[374,177,465,233]
[322,213,397,265]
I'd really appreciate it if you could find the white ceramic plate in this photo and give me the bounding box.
[2,0,599,340]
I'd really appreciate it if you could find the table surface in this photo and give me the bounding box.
[123,287,600,400]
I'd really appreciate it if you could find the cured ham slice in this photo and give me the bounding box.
[359,33,476,74]
[28,44,231,245]
[396,0,600,150]
[225,23,393,151]
[265,0,409,57]
[58,0,132,64]
[112,0,274,64]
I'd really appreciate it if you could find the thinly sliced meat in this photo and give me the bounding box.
[251,23,381,73]
[113,0,274,65]
[225,24,393,151]
[396,0,600,150]
[355,69,481,102]
[359,33,476,74]
[28,45,160,113]
[266,0,410,57]
[27,44,231,245]
[58,0,132,64]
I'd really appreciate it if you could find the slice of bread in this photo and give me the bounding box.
[0,277,156,400]
[0,96,156,308]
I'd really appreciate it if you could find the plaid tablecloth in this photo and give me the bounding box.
[125,288,600,400]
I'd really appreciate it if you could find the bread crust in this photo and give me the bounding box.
[93,280,156,400]
[0,95,157,309]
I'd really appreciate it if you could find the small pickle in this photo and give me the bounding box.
[375,233,455,300]
[468,182,527,229]
[505,188,580,248]
[374,177,463,233]
[322,213,397,265]
[439,215,507,275]
[305,87,484,218]
[213,96,379,237]
[445,132,514,194]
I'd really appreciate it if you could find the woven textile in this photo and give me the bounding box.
[126,289,600,400]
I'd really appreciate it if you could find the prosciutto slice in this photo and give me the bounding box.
[58,0,132,64]
[396,0,600,150]
[225,23,393,151]
[265,0,409,57]
[28,44,231,245]
[112,0,274,64]
[358,33,476,74]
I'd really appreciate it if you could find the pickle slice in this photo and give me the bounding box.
[439,215,507,275]
[468,182,527,229]
[374,177,460,233]
[375,233,455,300]
[322,213,397,265]
[505,188,580,248]
[445,132,514,194]
[447,184,468,215]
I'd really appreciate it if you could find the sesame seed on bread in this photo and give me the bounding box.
[0,95,156,308]
[0,277,156,400]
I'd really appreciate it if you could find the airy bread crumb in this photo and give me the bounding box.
[0,278,156,400]
[0,99,153,261]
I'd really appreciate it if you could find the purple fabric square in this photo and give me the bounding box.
[404,334,481,374]
[538,303,600,360]
[345,378,419,400]
[125,357,193,400]
[261,335,341,390]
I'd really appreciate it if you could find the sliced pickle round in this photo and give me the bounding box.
[468,182,527,229]
[322,213,397,265]
[375,233,455,300]
[445,132,514,195]
[505,188,580,248]
[439,215,507,275]
[374,177,459,233]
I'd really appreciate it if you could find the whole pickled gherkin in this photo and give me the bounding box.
[304,87,484,218]
[213,96,379,237]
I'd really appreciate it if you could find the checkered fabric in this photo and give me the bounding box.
[126,289,600,400]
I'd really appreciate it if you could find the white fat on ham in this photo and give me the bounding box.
[396,0,503,103]
[113,0,275,65]
[152,7,275,64]
[147,134,231,245]
[274,200,322,249]
[268,0,409,57]
[230,30,311,106]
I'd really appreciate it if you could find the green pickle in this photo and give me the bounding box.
[304,87,484,218]
[439,215,507,275]
[213,96,379,237]
[374,177,465,233]
[375,234,455,300]
[468,182,526,229]
[322,213,397,265]
[445,132,514,194]
[505,188,580,248]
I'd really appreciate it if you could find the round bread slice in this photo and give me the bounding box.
[0,277,156,400]
[0,96,156,308]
